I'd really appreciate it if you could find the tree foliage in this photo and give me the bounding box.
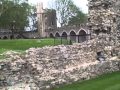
[27,5,37,31]
[68,10,87,25]
[0,0,31,31]
[49,0,87,27]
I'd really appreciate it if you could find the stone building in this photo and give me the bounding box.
[0,2,89,43]
[36,3,90,42]
[36,3,57,37]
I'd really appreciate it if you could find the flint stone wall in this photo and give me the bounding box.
[88,0,120,45]
[0,41,120,90]
[88,0,118,33]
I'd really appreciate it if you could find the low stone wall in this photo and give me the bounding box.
[0,41,119,90]
[0,59,120,90]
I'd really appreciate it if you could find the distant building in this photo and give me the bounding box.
[36,3,57,37]
[0,2,89,43]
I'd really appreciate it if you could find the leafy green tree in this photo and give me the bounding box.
[49,0,79,26]
[0,0,31,32]
[68,10,87,25]
[49,0,87,27]
[27,5,37,31]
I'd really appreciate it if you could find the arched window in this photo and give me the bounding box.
[49,33,54,38]
[78,30,87,43]
[3,36,8,39]
[55,32,60,38]
[61,32,67,39]
[70,31,76,42]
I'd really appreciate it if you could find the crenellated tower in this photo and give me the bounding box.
[36,3,57,37]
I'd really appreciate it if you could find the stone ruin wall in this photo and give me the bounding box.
[0,40,120,90]
[87,0,120,59]
[116,1,120,41]
[88,0,120,46]
[0,0,120,90]
[88,0,117,33]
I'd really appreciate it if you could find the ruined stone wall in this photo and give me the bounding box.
[115,0,120,43]
[88,0,120,51]
[0,1,120,89]
[0,40,120,90]
[88,0,117,34]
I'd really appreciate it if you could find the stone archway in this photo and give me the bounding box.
[10,35,14,39]
[78,30,87,43]
[3,36,8,39]
[61,32,67,39]
[49,33,54,38]
[70,31,76,42]
[55,32,60,38]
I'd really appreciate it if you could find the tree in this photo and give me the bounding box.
[49,0,87,27]
[27,5,37,31]
[0,0,31,32]
[68,10,87,25]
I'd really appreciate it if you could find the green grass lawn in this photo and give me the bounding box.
[0,38,70,59]
[53,72,120,90]
[0,38,69,54]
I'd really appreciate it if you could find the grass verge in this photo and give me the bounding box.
[52,72,120,90]
[0,38,70,60]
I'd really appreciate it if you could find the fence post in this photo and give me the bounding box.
[67,35,70,45]
[54,37,55,46]
[61,36,62,44]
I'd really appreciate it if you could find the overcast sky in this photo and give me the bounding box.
[28,0,88,13]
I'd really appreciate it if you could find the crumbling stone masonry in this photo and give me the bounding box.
[0,44,120,90]
[88,0,118,34]
[88,0,120,56]
[0,0,120,90]
[88,0,120,42]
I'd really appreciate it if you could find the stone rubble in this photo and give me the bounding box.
[88,0,120,47]
[0,39,119,90]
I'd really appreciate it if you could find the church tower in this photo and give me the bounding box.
[36,3,46,37]
[36,3,57,37]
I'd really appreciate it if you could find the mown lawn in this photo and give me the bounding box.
[52,72,120,90]
[0,38,69,54]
